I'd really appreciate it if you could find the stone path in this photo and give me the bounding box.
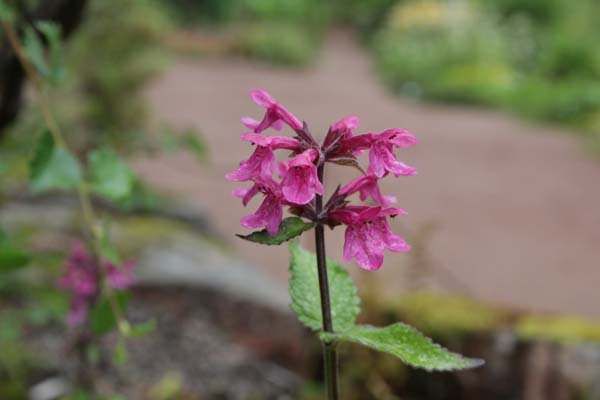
[134,32,600,318]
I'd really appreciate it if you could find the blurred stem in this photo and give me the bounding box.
[315,163,339,400]
[1,20,129,335]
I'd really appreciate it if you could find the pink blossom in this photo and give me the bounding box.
[106,260,136,289]
[241,133,301,151]
[340,174,397,206]
[239,178,284,235]
[225,145,274,182]
[368,129,417,178]
[280,149,323,205]
[58,242,136,326]
[244,89,303,133]
[331,206,410,270]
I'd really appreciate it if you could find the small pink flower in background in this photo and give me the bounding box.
[280,148,323,205]
[58,241,135,326]
[228,88,417,270]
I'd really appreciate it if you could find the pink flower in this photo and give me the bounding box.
[323,115,361,150]
[225,145,274,182]
[239,178,284,235]
[368,129,417,178]
[331,206,410,270]
[58,242,136,326]
[340,174,397,206]
[241,133,301,151]
[106,260,136,289]
[280,148,323,205]
[58,242,97,297]
[244,89,303,133]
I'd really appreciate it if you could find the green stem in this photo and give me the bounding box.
[1,20,129,335]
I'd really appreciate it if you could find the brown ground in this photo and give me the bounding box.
[134,32,600,318]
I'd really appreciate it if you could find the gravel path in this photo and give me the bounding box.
[134,32,600,318]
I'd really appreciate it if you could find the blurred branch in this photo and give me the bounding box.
[0,0,88,133]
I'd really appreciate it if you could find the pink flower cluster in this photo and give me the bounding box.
[227,89,417,270]
[57,241,135,326]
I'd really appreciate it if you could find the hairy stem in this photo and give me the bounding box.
[314,163,339,400]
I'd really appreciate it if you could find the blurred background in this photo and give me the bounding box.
[1,0,600,398]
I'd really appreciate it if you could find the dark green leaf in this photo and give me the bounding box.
[289,241,360,331]
[90,292,129,335]
[89,148,135,202]
[237,217,314,245]
[322,323,484,371]
[30,130,81,192]
[127,319,156,337]
[0,245,31,273]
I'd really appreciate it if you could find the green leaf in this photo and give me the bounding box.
[127,319,156,337]
[322,323,484,371]
[88,147,136,202]
[180,129,206,161]
[24,25,50,77]
[0,1,16,22]
[30,130,81,192]
[90,292,129,335]
[0,245,31,273]
[35,21,65,85]
[237,217,315,245]
[289,241,360,332]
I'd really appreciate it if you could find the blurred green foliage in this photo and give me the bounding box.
[371,0,600,152]
[3,0,171,152]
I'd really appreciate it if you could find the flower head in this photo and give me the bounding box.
[340,174,397,207]
[58,241,135,327]
[331,206,410,270]
[244,89,303,133]
[238,178,284,235]
[368,129,417,178]
[228,88,417,271]
[280,148,323,205]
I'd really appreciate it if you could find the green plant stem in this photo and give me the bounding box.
[314,163,339,400]
[1,20,129,335]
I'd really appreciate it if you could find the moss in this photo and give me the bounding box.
[390,291,504,337]
[516,315,600,344]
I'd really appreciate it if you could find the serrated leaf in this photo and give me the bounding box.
[289,241,360,331]
[89,148,136,202]
[127,319,156,337]
[90,292,129,335]
[30,130,81,192]
[237,217,314,245]
[322,323,484,371]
